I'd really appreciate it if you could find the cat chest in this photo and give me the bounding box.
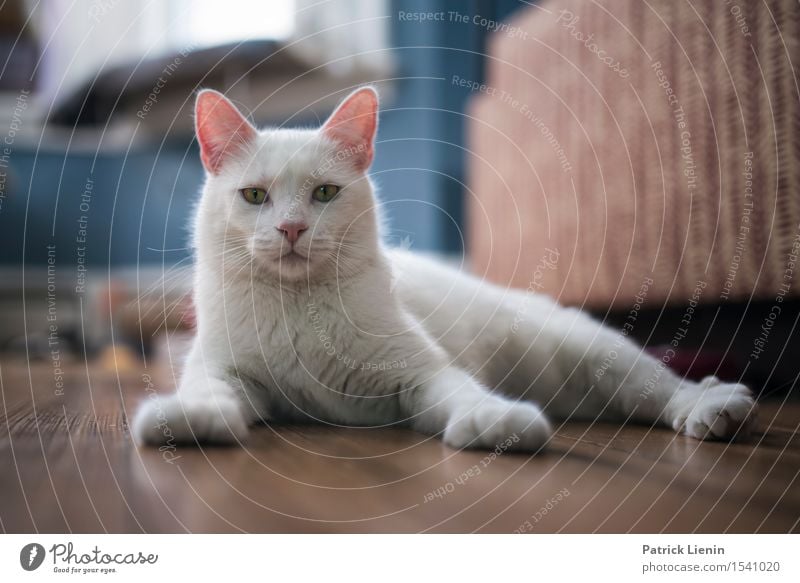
[232,319,405,424]
[232,303,388,385]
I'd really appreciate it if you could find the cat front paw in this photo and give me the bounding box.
[444,399,551,452]
[131,392,249,446]
[670,377,757,441]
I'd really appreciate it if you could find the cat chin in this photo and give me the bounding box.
[263,256,318,282]
[261,249,360,283]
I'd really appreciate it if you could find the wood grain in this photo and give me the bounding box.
[0,358,797,533]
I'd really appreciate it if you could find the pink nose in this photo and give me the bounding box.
[276,221,308,244]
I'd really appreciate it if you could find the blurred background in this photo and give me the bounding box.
[0,0,798,397]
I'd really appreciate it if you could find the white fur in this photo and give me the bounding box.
[132,88,756,451]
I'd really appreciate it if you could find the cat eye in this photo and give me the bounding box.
[240,187,268,204]
[312,184,340,203]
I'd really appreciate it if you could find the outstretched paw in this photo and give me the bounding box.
[444,399,551,452]
[670,377,757,441]
[131,392,249,446]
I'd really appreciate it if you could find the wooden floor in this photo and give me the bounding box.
[0,356,798,533]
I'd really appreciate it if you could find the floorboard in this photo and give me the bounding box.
[0,358,797,533]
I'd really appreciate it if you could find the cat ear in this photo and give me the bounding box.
[321,87,378,171]
[195,89,257,174]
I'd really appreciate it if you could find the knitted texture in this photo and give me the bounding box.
[467,0,800,309]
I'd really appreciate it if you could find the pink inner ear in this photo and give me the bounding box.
[195,90,256,174]
[322,88,378,171]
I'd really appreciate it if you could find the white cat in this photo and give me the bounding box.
[132,87,756,451]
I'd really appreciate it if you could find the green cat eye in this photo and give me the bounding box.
[312,184,340,203]
[240,187,268,204]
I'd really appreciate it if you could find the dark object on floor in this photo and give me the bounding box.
[645,347,743,383]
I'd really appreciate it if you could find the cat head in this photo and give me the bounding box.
[193,87,381,284]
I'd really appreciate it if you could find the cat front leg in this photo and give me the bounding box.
[131,343,251,446]
[403,366,551,451]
